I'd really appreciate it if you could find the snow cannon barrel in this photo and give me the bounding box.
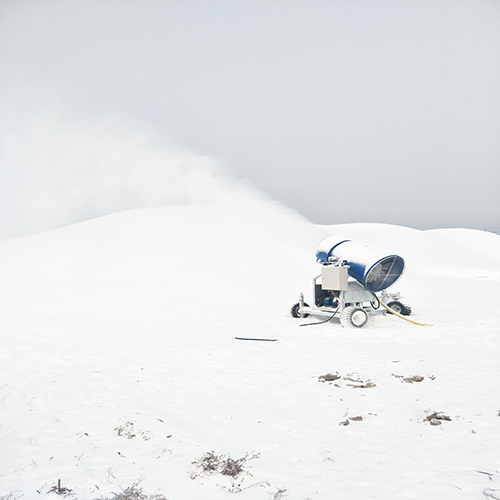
[316,236,405,292]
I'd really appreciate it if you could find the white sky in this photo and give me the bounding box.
[1,0,499,237]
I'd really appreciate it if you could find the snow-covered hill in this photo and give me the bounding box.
[1,201,500,499]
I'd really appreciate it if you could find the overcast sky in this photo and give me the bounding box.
[1,0,499,239]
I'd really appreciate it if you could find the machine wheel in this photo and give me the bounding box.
[340,306,369,328]
[387,301,412,316]
[291,302,310,318]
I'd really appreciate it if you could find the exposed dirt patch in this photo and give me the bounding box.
[319,372,376,388]
[339,416,364,426]
[318,372,341,383]
[392,374,435,383]
[344,374,376,388]
[425,412,452,425]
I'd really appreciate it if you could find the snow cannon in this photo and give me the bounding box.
[316,236,405,292]
[289,235,412,328]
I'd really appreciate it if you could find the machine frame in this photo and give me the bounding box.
[291,259,411,328]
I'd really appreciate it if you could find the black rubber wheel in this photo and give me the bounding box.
[291,302,310,318]
[339,306,369,328]
[387,301,412,316]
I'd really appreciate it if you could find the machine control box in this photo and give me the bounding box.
[321,264,349,290]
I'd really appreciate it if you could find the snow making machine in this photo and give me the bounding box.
[291,236,412,328]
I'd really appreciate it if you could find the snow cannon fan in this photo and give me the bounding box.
[315,235,405,292]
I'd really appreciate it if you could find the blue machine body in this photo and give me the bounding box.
[316,236,405,292]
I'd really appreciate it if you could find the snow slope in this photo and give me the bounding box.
[1,200,500,499]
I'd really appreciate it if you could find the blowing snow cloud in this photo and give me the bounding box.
[0,97,261,241]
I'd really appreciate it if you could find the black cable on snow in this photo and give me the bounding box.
[300,308,339,327]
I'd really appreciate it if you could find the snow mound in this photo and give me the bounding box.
[1,207,500,499]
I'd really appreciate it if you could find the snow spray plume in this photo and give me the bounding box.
[0,101,274,241]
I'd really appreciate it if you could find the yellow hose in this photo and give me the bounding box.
[371,292,432,326]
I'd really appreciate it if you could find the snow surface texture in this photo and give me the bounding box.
[1,199,500,499]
